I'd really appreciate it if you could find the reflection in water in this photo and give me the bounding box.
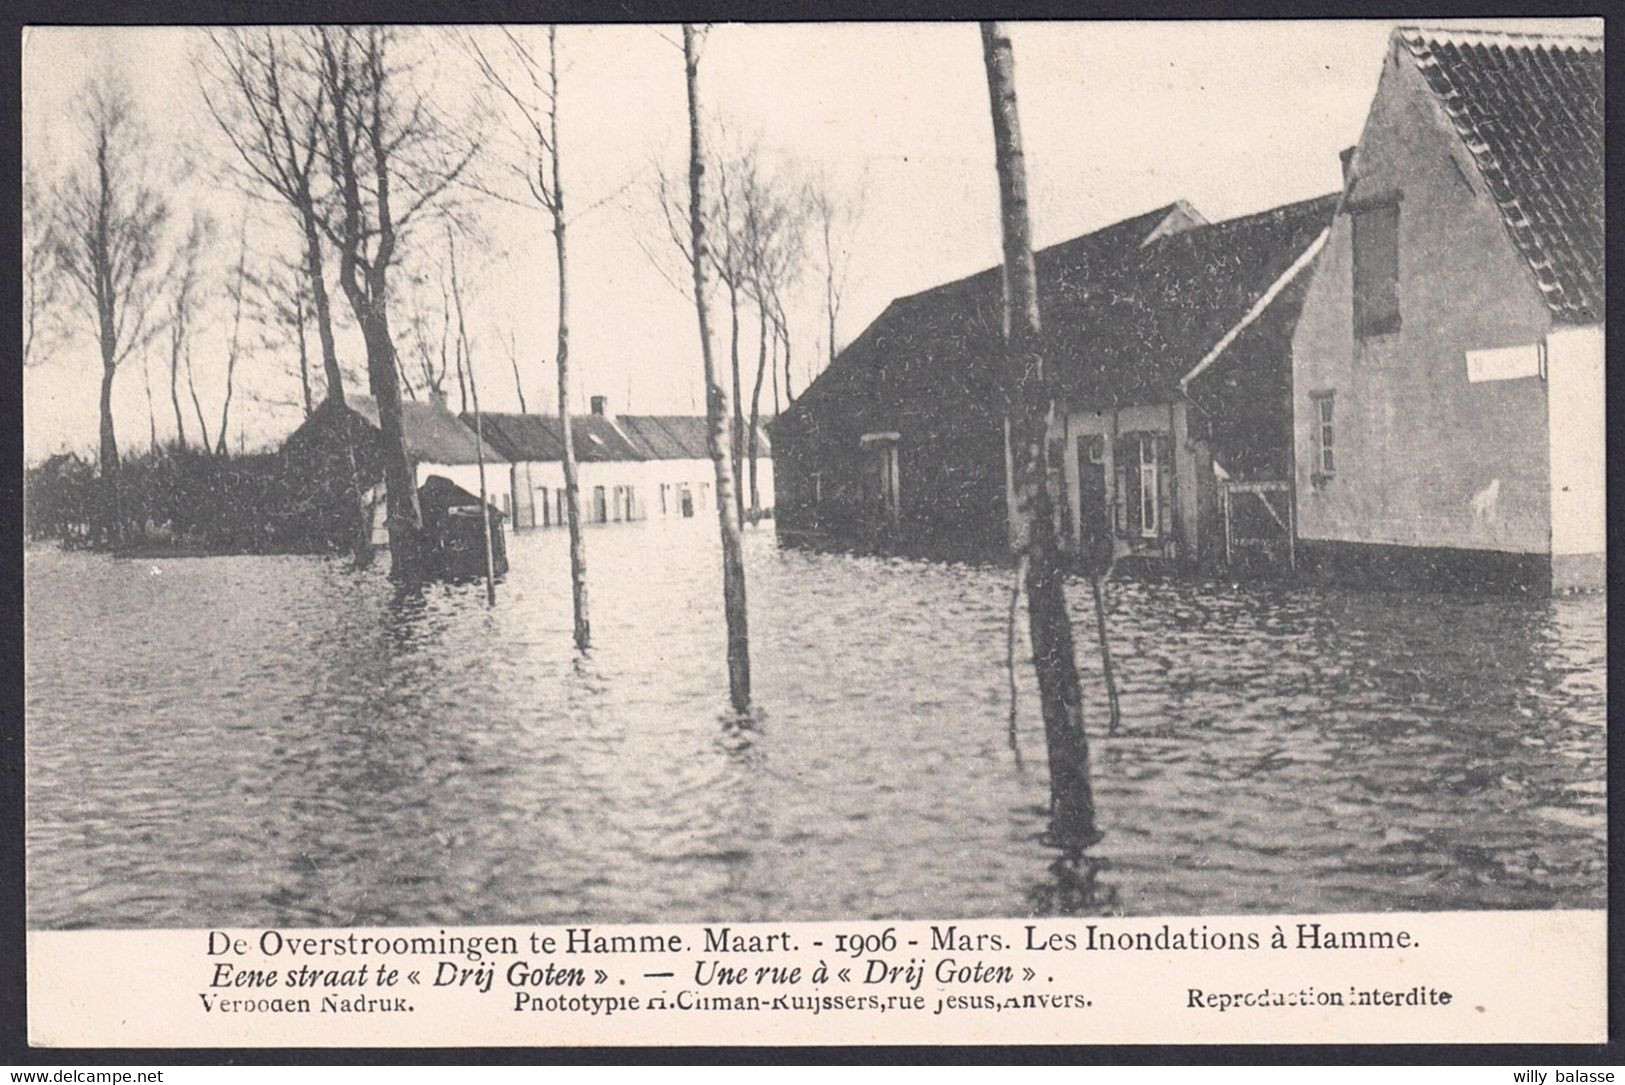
[24,525,1605,929]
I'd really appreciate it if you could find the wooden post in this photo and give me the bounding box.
[1091,574,1122,733]
[1286,480,1297,572]
[471,375,497,608]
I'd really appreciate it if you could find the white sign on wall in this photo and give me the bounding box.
[1465,342,1543,383]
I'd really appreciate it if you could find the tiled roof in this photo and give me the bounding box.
[1398,26,1603,323]
[346,394,507,465]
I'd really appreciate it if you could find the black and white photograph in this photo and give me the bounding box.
[21,16,1605,953]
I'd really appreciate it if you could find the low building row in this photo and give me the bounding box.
[280,393,773,548]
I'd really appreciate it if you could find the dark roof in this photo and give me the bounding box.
[1398,27,1603,323]
[788,195,1336,418]
[1052,192,1339,404]
[473,412,767,463]
[890,200,1206,313]
[617,415,710,459]
[471,413,646,463]
[619,415,770,459]
[346,394,507,465]
[418,473,504,518]
[781,201,1203,426]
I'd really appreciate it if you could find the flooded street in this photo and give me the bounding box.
[25,526,1606,929]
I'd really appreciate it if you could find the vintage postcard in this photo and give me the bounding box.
[19,17,1606,1049]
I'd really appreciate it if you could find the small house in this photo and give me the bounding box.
[280,393,511,549]
[1291,27,1603,592]
[773,194,1337,567]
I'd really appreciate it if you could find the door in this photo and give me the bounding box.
[862,439,900,531]
[1077,434,1111,561]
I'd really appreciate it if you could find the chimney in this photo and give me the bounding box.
[1339,146,1358,191]
[590,395,609,417]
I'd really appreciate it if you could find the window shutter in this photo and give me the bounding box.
[1156,434,1173,544]
[1113,436,1131,534]
[1353,202,1400,335]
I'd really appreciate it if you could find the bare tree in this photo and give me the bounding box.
[465,25,590,648]
[446,225,498,605]
[981,22,1101,855]
[141,347,158,452]
[310,26,481,581]
[739,156,807,515]
[184,303,212,453]
[199,28,346,410]
[214,216,251,456]
[501,329,528,413]
[807,168,862,375]
[165,213,211,449]
[683,24,751,712]
[712,157,753,528]
[23,170,63,369]
[49,76,169,546]
[398,260,453,404]
[242,253,318,417]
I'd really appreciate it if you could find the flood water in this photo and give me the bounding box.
[25,524,1607,929]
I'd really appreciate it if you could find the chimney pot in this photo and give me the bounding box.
[590,395,609,417]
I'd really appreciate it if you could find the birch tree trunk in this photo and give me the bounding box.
[143,351,158,451]
[546,26,591,650]
[97,363,122,547]
[169,316,188,448]
[295,296,313,417]
[727,280,746,528]
[685,24,751,712]
[748,300,769,515]
[981,21,1101,854]
[299,206,345,407]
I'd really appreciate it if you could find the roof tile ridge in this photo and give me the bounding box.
[1397,28,1577,316]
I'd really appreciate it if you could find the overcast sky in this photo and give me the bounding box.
[21,18,1598,462]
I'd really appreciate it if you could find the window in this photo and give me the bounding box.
[538,487,551,527]
[1137,434,1160,538]
[1311,392,1335,478]
[593,486,607,523]
[612,485,625,522]
[699,482,710,510]
[677,483,694,517]
[1352,200,1400,336]
[1085,436,1105,464]
[659,484,671,516]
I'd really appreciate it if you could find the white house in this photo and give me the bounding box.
[1290,27,1603,592]
[473,397,773,530]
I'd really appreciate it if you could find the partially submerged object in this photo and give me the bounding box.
[417,474,508,581]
